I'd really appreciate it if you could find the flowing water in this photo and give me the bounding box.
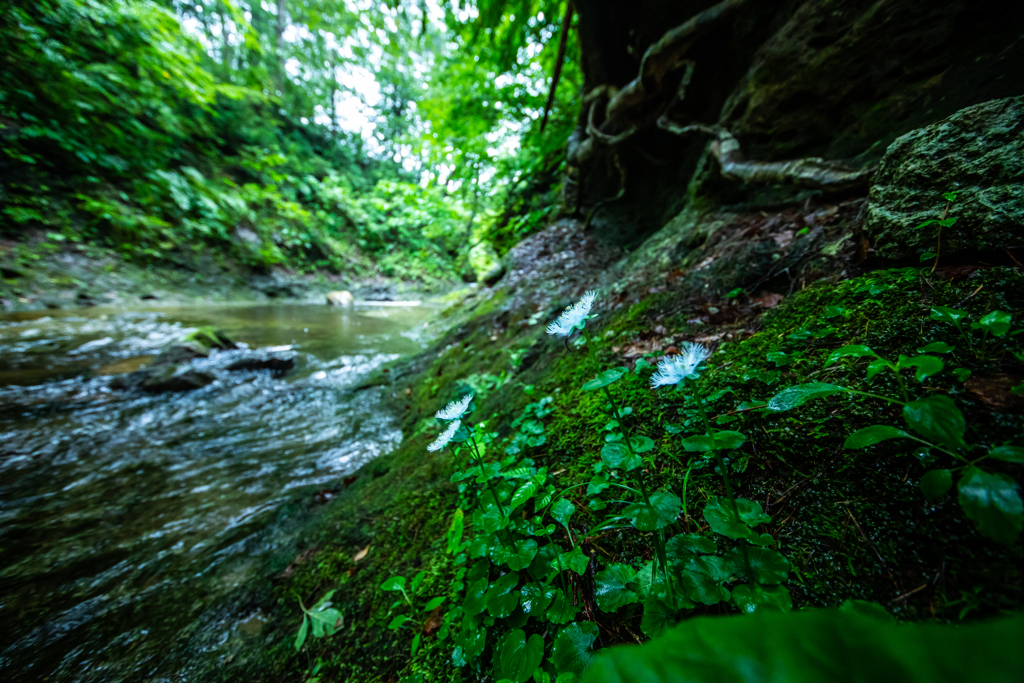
[0,302,434,681]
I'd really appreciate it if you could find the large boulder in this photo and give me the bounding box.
[864,97,1024,261]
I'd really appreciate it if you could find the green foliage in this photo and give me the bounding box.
[581,609,1024,683]
[767,323,1024,544]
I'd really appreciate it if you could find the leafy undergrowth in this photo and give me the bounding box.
[257,265,1023,682]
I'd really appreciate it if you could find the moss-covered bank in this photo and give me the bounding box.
[231,213,1022,681]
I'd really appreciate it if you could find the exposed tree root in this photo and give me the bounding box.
[660,122,876,191]
[569,0,872,194]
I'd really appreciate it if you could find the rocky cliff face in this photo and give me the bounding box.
[568,0,1024,248]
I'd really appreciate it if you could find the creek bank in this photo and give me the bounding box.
[0,236,458,312]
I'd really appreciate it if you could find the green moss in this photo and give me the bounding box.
[256,266,1022,682]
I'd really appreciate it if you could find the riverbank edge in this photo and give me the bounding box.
[0,238,463,312]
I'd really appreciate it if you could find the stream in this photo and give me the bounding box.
[0,302,434,681]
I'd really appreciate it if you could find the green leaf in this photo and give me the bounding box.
[767,382,844,412]
[381,576,406,592]
[388,614,410,629]
[447,509,464,554]
[640,595,677,638]
[679,430,747,452]
[989,445,1024,464]
[678,555,733,605]
[866,357,890,381]
[580,609,1024,683]
[497,539,539,571]
[552,622,599,675]
[725,546,790,584]
[730,583,792,613]
[551,498,576,527]
[702,497,771,541]
[595,564,639,612]
[838,599,895,623]
[546,588,581,624]
[952,367,972,382]
[496,630,545,683]
[485,572,520,618]
[624,492,681,531]
[294,614,308,651]
[665,533,716,563]
[930,306,968,325]
[903,395,966,451]
[920,469,953,501]
[630,435,655,453]
[917,342,954,354]
[411,633,421,655]
[958,467,1024,545]
[464,577,489,616]
[521,582,556,615]
[973,310,1012,337]
[581,368,628,392]
[826,345,878,365]
[601,441,641,471]
[511,480,539,508]
[843,425,912,449]
[479,504,511,533]
[423,596,446,611]
[560,545,590,575]
[897,354,944,382]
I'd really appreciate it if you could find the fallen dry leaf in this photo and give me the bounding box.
[753,292,784,309]
[965,375,1024,411]
[352,545,371,563]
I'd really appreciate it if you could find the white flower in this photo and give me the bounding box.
[546,290,598,337]
[435,394,473,421]
[650,343,712,388]
[427,419,461,452]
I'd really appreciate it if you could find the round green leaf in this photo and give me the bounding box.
[679,556,733,605]
[624,492,681,531]
[957,467,1024,545]
[917,342,954,354]
[581,368,628,392]
[552,622,599,674]
[702,497,771,540]
[381,576,406,591]
[464,576,489,616]
[920,469,953,501]
[546,588,581,624]
[552,498,576,527]
[521,582,556,615]
[731,583,792,613]
[601,441,641,471]
[559,545,590,575]
[726,546,789,584]
[595,564,639,612]
[630,436,655,453]
[904,395,966,451]
[496,629,545,683]
[666,533,717,563]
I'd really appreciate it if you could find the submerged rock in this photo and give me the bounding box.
[865,96,1024,260]
[140,366,216,393]
[225,354,296,374]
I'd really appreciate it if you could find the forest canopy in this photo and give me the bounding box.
[0,0,578,283]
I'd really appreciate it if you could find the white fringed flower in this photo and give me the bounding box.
[435,394,473,421]
[427,419,461,452]
[546,290,597,337]
[650,343,712,388]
